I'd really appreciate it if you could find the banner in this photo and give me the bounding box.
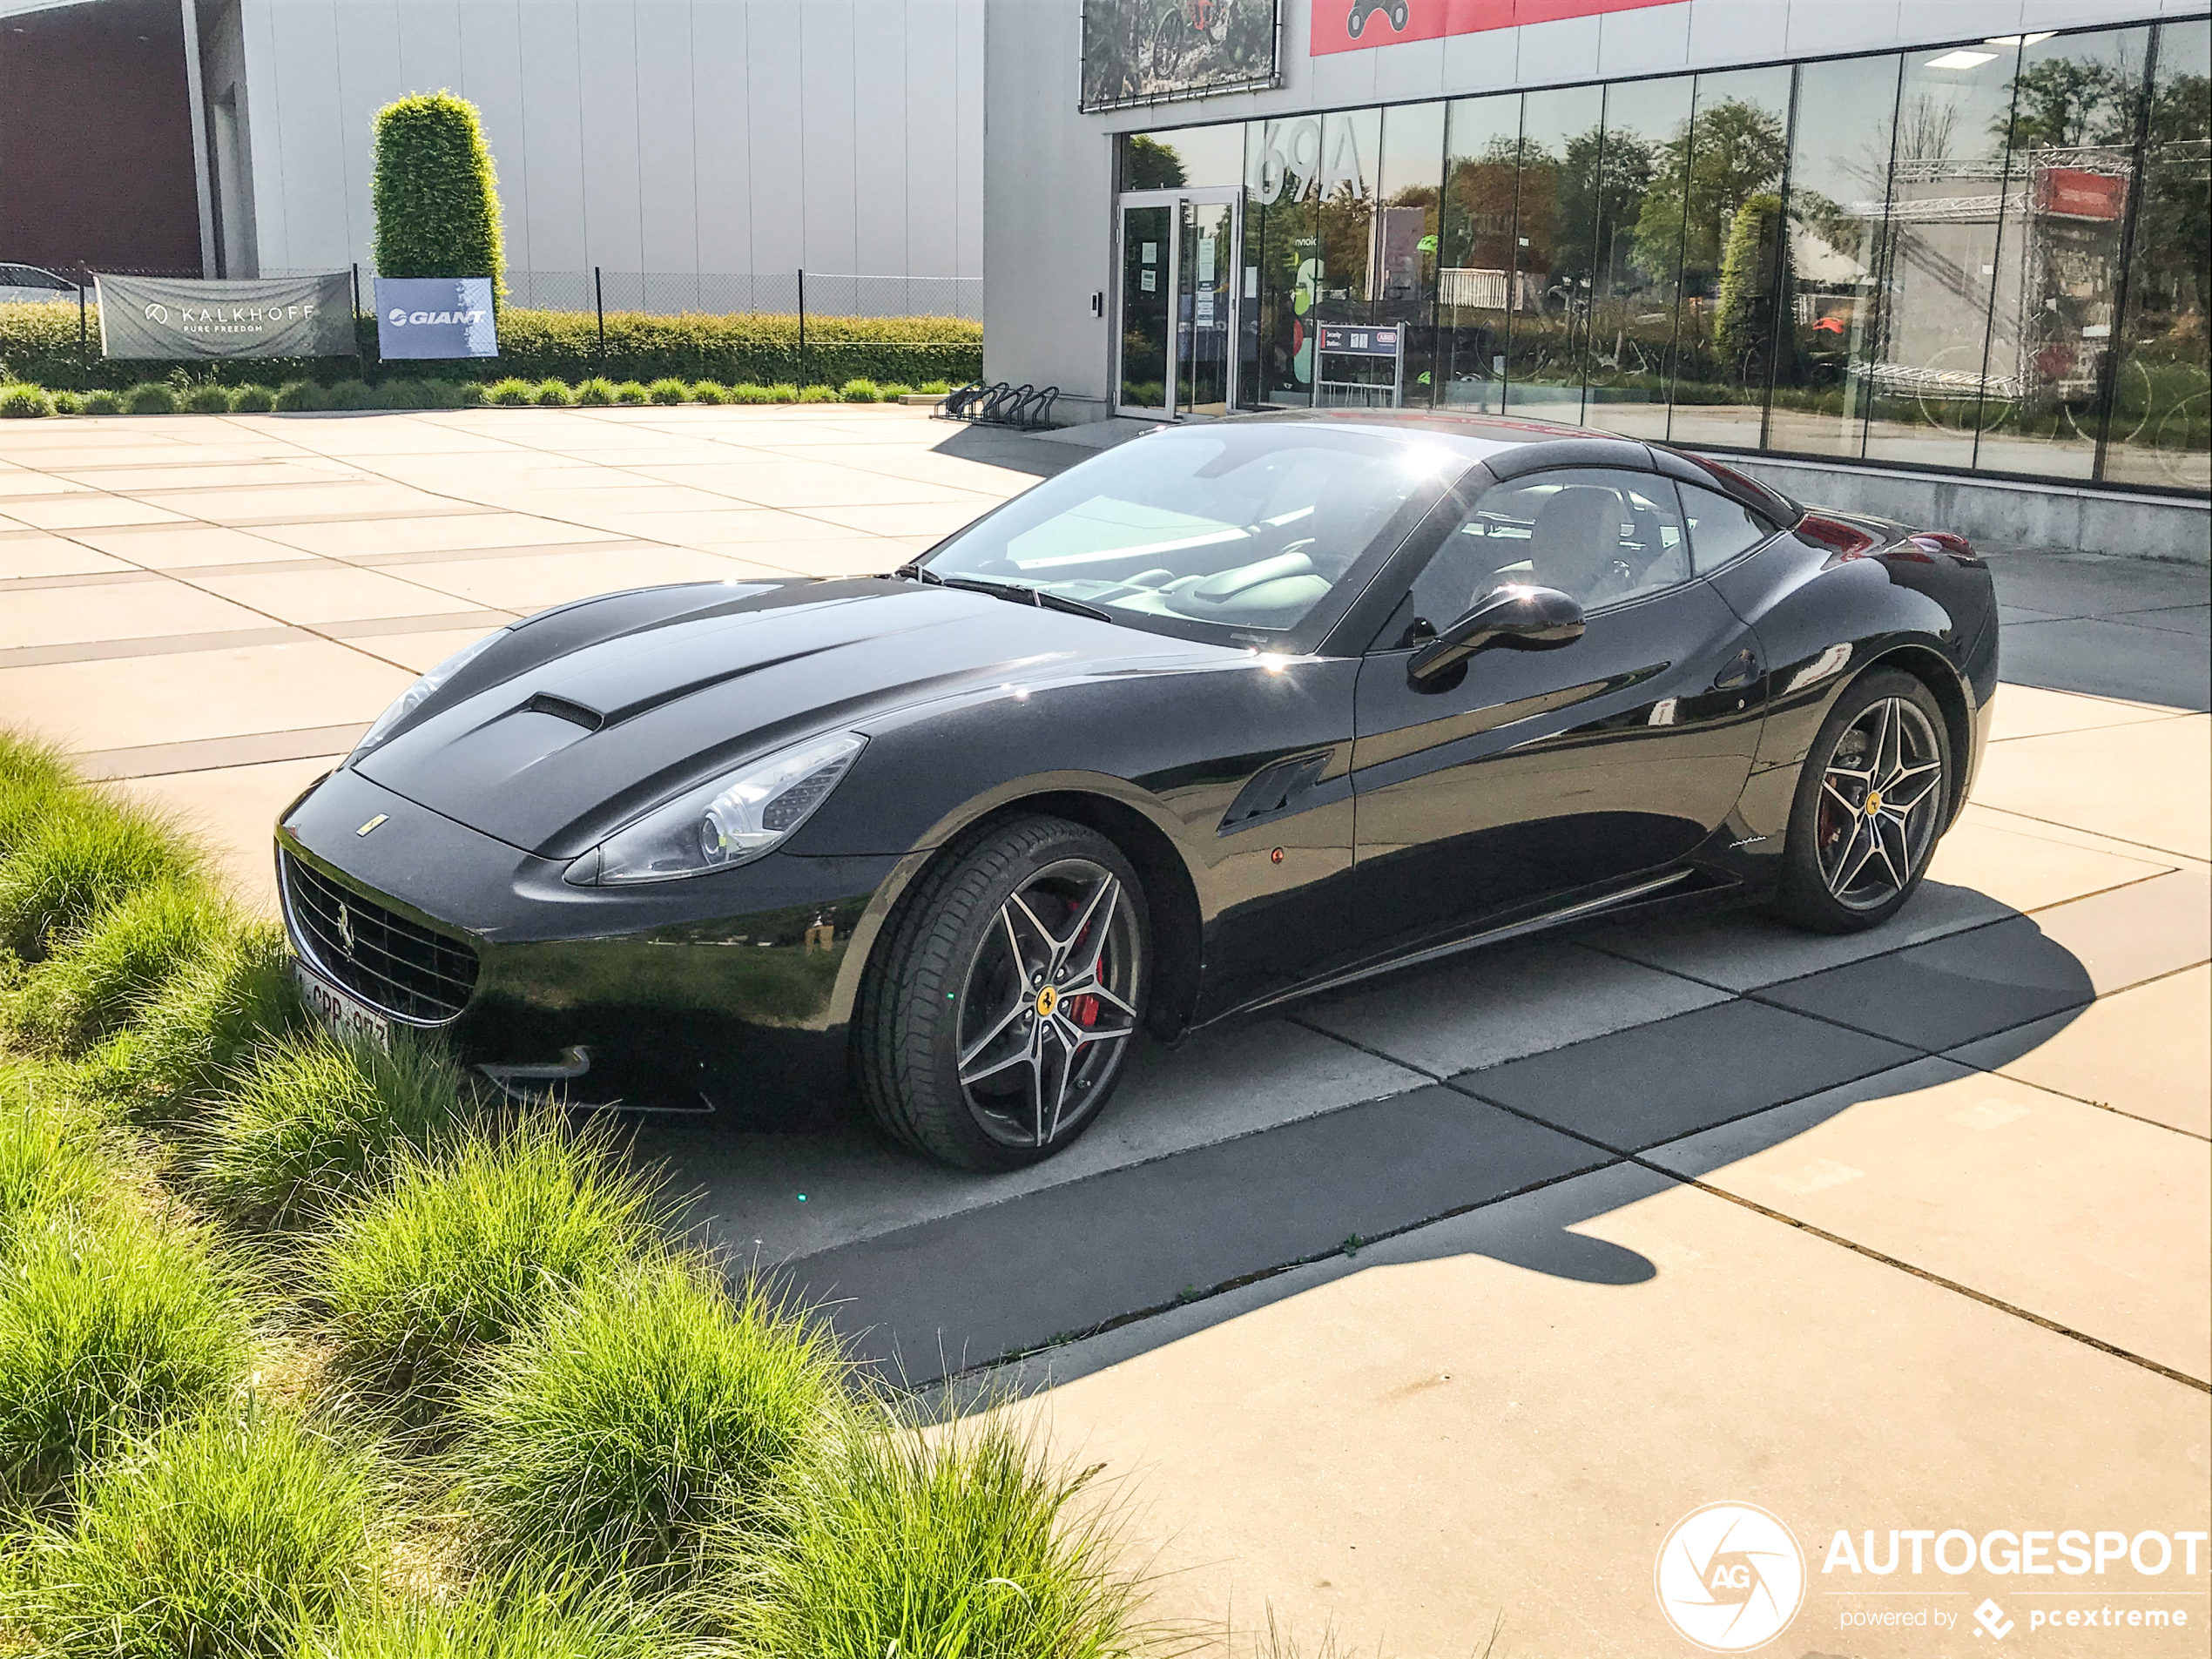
[374,276,499,360]
[1312,0,1682,55]
[1080,0,1280,112]
[93,272,354,360]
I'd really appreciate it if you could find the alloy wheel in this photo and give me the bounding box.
[1815,696,1945,910]
[955,857,1142,1149]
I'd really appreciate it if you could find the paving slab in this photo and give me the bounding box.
[1298,937,1730,1076]
[1757,915,2096,1051]
[367,545,772,610]
[1644,1057,2211,1380]
[2,494,187,529]
[251,514,628,557]
[2000,614,2212,711]
[2028,864,2212,995]
[0,532,135,580]
[1970,712,2212,860]
[790,1085,1610,1381]
[1986,682,2186,740]
[121,752,343,912]
[1923,806,2178,913]
[1946,963,2211,1138]
[1017,1166,2212,1659]
[189,564,494,626]
[0,577,274,651]
[63,522,317,567]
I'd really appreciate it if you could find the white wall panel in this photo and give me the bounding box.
[800,1,859,273]
[1595,1,1689,77]
[689,0,751,275]
[852,0,908,279]
[261,0,348,269]
[905,0,961,279]
[633,0,697,273]
[331,2,401,272]
[576,0,643,273]
[396,0,462,99]
[515,0,587,271]
[745,0,806,274]
[954,0,983,280]
[455,1,531,273]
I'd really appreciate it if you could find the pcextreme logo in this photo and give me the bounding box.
[1655,1502,1806,1652]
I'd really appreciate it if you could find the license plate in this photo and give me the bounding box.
[293,958,390,1050]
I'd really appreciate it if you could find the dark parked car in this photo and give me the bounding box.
[276,411,1997,1169]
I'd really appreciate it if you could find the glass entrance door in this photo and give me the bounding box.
[1117,191,1241,418]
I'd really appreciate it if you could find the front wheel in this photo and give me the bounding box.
[1772,669,1952,934]
[854,815,1149,1170]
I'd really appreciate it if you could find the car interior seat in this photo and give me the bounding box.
[1527,485,1626,603]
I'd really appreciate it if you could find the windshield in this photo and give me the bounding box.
[920,424,1465,649]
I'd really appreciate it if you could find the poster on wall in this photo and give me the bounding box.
[1312,0,1681,55]
[1081,0,1282,112]
[93,273,354,360]
[374,277,499,360]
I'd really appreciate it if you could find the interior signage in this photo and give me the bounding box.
[1312,0,1683,56]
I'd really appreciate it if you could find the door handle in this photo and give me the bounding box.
[1711,649,1762,691]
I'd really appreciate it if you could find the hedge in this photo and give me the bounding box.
[372,91,505,299]
[0,302,982,393]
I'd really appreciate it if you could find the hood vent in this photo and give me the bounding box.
[523,692,605,732]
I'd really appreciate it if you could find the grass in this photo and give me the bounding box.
[840,378,880,402]
[277,379,328,411]
[0,1067,111,1256]
[574,376,617,406]
[0,1215,248,1507]
[310,1114,656,1406]
[125,382,178,415]
[690,380,729,404]
[0,788,203,961]
[533,377,572,406]
[647,377,691,405]
[82,389,123,414]
[451,1258,844,1583]
[10,1403,387,1658]
[233,383,278,412]
[0,382,53,417]
[197,1031,480,1231]
[305,1576,675,1658]
[82,914,298,1112]
[612,381,651,405]
[730,1412,1148,1659]
[0,374,935,416]
[485,377,536,407]
[3,877,233,1053]
[184,382,233,414]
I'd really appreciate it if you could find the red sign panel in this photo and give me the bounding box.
[2033,166,2128,222]
[1312,0,1683,55]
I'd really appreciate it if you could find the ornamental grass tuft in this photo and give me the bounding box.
[311,1113,656,1406]
[0,382,54,417]
[689,380,729,404]
[184,382,233,414]
[302,1575,678,1659]
[125,381,177,415]
[646,376,691,405]
[84,915,298,1112]
[275,379,328,412]
[232,383,279,412]
[198,1031,481,1231]
[80,389,124,415]
[13,1403,386,1659]
[3,877,233,1053]
[0,1216,249,1507]
[533,377,572,406]
[839,378,880,403]
[0,1066,111,1258]
[728,1413,1148,1659]
[611,381,651,405]
[573,376,617,407]
[451,1258,845,1583]
[0,789,203,961]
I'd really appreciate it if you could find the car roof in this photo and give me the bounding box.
[1226,406,1602,448]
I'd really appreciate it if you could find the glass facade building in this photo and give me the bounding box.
[1114,17,2210,497]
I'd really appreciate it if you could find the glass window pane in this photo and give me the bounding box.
[1678,480,1774,571]
[1438,93,1523,412]
[1971,28,2152,479]
[1504,84,1607,423]
[1119,203,1174,413]
[1378,102,1447,406]
[1862,40,2026,470]
[1770,54,1902,460]
[1245,116,1323,407]
[2105,18,2210,491]
[1124,124,1245,189]
[1584,76,1694,440]
[1663,66,1793,450]
[1312,108,1385,406]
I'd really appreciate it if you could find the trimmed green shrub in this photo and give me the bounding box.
[840,378,881,403]
[183,382,232,414]
[611,381,651,406]
[646,376,690,406]
[326,379,375,411]
[453,1259,844,1581]
[125,382,177,415]
[86,917,297,1111]
[231,383,277,413]
[373,378,433,410]
[1,382,53,417]
[690,380,729,404]
[574,376,617,407]
[275,379,328,412]
[486,377,536,407]
[80,388,123,415]
[880,383,914,401]
[918,379,952,395]
[3,878,231,1053]
[15,1404,385,1658]
[454,380,489,408]
[797,384,840,403]
[729,382,776,404]
[48,388,83,414]
[0,1217,248,1506]
[731,1415,1144,1659]
[0,792,202,961]
[310,1115,655,1404]
[532,377,572,407]
[372,91,505,301]
[198,1032,479,1231]
[0,1069,111,1257]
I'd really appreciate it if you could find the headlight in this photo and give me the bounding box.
[349,630,510,762]
[578,732,867,887]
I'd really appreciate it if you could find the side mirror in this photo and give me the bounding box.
[1407,584,1586,685]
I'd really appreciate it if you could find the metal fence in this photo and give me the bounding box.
[265,266,983,323]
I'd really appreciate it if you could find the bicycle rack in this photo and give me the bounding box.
[935,380,1061,431]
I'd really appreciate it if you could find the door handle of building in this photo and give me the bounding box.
[1712,649,1761,691]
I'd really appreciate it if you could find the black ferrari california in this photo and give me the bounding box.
[275,411,1997,1169]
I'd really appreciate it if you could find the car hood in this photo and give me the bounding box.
[355,577,1229,860]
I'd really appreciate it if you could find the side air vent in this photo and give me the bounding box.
[1219,751,1333,835]
[523,692,605,731]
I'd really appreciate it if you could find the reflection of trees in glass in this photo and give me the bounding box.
[1442,140,1521,272]
[1714,192,1793,376]
[1998,57,2138,149]
[2134,69,2210,349]
[1124,136,1189,189]
[1632,100,1787,292]
[1080,0,1280,112]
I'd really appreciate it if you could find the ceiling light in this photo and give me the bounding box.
[1986,32,2055,44]
[1926,49,2000,69]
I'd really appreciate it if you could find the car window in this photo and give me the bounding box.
[1678,480,1776,573]
[1392,467,1693,644]
[921,424,1464,649]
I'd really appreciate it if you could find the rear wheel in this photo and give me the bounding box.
[1773,669,1952,934]
[854,815,1148,1170]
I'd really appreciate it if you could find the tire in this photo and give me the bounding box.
[1772,668,1953,934]
[1346,6,1366,37]
[853,814,1150,1171]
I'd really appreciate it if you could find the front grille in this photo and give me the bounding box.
[280,851,479,1023]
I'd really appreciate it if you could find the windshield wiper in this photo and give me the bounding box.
[891,563,944,584]
[894,562,1113,623]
